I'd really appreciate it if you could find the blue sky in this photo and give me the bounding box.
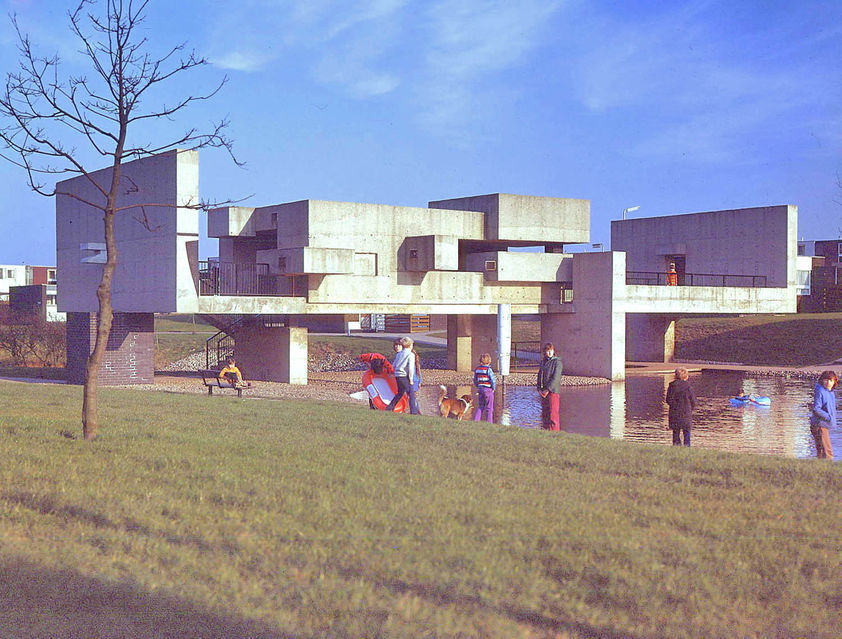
[0,0,840,264]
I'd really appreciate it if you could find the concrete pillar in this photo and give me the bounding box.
[540,251,626,380]
[446,314,497,372]
[625,314,676,362]
[65,312,155,385]
[234,324,308,384]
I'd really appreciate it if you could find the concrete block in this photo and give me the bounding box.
[401,235,459,272]
[257,247,355,275]
[208,206,256,238]
[56,149,199,314]
[429,193,590,243]
[611,205,797,289]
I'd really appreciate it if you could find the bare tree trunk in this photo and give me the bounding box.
[81,166,121,440]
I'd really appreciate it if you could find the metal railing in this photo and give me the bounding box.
[626,271,768,287]
[206,315,245,369]
[199,260,305,296]
[511,341,542,369]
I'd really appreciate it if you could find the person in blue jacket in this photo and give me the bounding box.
[473,353,497,422]
[409,349,422,415]
[810,370,837,459]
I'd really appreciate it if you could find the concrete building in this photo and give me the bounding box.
[57,150,799,385]
[797,239,842,311]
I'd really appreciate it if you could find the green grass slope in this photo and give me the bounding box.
[675,313,842,366]
[1,382,840,638]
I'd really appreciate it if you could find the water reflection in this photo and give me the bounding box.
[420,372,840,460]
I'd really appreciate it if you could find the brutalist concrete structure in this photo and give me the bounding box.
[57,150,798,385]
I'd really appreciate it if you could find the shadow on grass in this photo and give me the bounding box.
[0,365,66,380]
[0,557,290,639]
[336,565,650,639]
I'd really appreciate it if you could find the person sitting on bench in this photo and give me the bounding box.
[218,357,250,388]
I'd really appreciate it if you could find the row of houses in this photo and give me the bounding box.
[0,264,63,322]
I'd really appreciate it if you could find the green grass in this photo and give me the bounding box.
[675,312,842,365]
[1,382,840,638]
[154,314,215,333]
[154,332,209,369]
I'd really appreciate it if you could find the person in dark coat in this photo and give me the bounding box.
[537,342,562,431]
[665,367,696,446]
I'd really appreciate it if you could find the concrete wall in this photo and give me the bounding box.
[56,150,200,313]
[446,314,497,372]
[626,314,675,362]
[465,251,573,282]
[401,235,459,272]
[233,325,308,384]
[429,193,590,244]
[540,252,626,380]
[611,205,797,288]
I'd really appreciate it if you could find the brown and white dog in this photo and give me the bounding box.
[438,385,474,420]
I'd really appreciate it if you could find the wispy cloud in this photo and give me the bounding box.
[565,1,842,163]
[207,0,408,98]
[205,0,567,134]
[415,0,566,137]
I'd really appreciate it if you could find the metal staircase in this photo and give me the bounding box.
[202,314,290,369]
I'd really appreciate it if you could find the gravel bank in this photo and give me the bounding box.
[152,349,608,403]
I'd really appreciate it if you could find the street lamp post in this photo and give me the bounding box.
[622,205,640,220]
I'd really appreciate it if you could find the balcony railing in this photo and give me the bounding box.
[198,260,305,296]
[626,271,768,287]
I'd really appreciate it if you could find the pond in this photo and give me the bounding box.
[422,371,841,461]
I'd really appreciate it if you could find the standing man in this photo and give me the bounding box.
[666,262,678,286]
[810,370,837,459]
[537,342,562,431]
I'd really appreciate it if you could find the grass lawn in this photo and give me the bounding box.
[154,314,215,333]
[675,313,842,366]
[514,313,842,365]
[1,382,839,638]
[154,332,210,369]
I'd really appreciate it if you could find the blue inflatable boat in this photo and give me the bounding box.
[729,395,771,406]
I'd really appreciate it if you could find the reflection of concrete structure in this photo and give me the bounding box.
[57,151,799,385]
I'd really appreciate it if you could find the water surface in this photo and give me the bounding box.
[420,371,841,460]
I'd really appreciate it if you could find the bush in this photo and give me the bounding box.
[0,317,65,367]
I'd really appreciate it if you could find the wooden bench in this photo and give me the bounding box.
[200,370,243,397]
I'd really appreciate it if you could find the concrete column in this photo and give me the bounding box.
[234,324,308,384]
[446,314,497,372]
[541,251,626,380]
[625,314,676,362]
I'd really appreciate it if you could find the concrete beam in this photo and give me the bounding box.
[465,251,573,282]
[623,284,796,314]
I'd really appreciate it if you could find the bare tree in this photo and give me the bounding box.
[0,0,240,439]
